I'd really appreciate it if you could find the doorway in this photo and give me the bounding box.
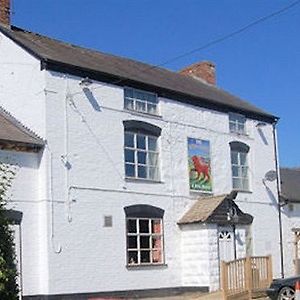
[218,226,235,262]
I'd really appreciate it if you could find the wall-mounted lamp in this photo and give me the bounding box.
[227,206,238,223]
[262,170,277,185]
[79,77,93,87]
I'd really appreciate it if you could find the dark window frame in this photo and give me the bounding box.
[124,205,165,267]
[230,141,250,191]
[124,87,159,116]
[229,113,247,135]
[123,121,161,181]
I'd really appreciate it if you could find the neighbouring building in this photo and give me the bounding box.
[0,1,288,299]
[280,168,300,277]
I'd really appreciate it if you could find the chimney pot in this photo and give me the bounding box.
[179,61,216,85]
[0,0,11,26]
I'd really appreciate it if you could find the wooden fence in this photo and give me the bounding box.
[221,255,273,300]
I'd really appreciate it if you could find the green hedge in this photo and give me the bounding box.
[0,199,19,300]
[0,163,19,300]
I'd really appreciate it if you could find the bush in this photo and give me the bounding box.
[0,164,19,300]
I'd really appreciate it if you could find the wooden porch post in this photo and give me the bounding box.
[221,261,227,300]
[267,255,273,285]
[245,257,253,300]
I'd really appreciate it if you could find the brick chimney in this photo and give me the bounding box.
[179,61,216,85]
[0,0,10,26]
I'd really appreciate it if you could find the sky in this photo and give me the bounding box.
[11,0,300,167]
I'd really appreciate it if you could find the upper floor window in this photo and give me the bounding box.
[124,205,164,266]
[229,113,246,135]
[123,120,161,181]
[230,141,250,191]
[124,87,158,115]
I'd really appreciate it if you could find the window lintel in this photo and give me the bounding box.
[230,141,250,153]
[124,204,164,218]
[123,120,161,137]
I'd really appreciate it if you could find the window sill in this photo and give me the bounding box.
[126,263,168,270]
[229,131,249,137]
[124,108,162,119]
[125,177,164,184]
[190,190,213,195]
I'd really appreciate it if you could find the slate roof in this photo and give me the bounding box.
[0,24,277,122]
[0,106,44,146]
[280,168,300,202]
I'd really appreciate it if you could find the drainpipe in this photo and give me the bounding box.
[272,120,284,278]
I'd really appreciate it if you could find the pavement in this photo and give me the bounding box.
[139,292,270,300]
[142,297,269,300]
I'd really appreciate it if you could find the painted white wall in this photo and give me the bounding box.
[280,204,300,277]
[235,123,281,277]
[179,224,219,292]
[0,149,45,296]
[0,32,46,137]
[235,227,247,259]
[40,70,281,295]
[0,32,50,296]
[180,224,214,288]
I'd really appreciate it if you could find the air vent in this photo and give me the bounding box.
[104,216,113,227]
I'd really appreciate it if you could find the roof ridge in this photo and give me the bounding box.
[0,105,44,143]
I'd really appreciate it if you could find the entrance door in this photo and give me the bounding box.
[218,226,235,262]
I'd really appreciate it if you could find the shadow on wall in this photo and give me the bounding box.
[83,88,101,111]
[265,185,279,208]
[236,231,244,246]
[258,128,268,145]
[265,185,294,217]
[0,149,42,169]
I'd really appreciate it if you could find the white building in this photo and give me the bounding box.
[279,168,300,277]
[0,8,291,299]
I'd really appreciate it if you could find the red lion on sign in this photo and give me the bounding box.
[192,156,210,182]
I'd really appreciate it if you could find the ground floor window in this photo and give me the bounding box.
[127,218,163,265]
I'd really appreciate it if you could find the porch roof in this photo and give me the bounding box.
[0,106,44,150]
[178,192,253,226]
[178,194,225,225]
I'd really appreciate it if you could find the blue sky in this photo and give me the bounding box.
[12,0,300,167]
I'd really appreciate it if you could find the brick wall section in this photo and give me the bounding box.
[179,61,216,85]
[0,0,10,26]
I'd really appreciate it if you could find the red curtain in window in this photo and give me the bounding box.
[152,220,162,263]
